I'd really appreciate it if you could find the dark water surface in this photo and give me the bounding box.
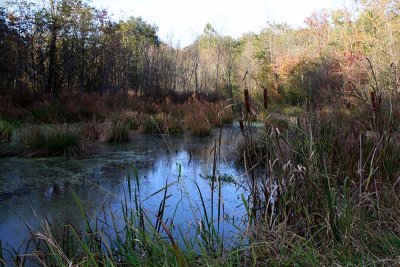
[0,127,249,263]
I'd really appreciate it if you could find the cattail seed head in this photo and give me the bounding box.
[370,91,377,113]
[263,88,268,110]
[244,89,250,113]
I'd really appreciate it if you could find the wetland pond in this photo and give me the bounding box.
[0,126,251,263]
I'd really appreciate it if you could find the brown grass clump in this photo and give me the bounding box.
[205,103,233,126]
[184,109,211,137]
[156,113,183,134]
[181,94,232,134]
[19,126,46,153]
[141,113,183,135]
[102,120,130,143]
[141,115,160,134]
[118,111,141,130]
[19,126,86,157]
[81,120,102,141]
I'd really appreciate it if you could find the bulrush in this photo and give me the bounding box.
[370,91,377,113]
[244,89,251,114]
[263,88,268,110]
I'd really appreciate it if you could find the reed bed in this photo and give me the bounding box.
[233,71,400,266]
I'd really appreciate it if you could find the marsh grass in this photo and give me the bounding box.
[2,94,233,150]
[27,93,107,124]
[1,108,400,265]
[0,120,17,143]
[141,114,161,134]
[18,126,85,157]
[80,119,102,141]
[233,92,400,266]
[104,120,130,143]
[2,92,231,130]
[282,105,303,117]
[2,76,400,265]
[183,95,233,136]
[157,113,184,135]
[117,111,140,130]
[141,113,184,135]
[184,110,212,137]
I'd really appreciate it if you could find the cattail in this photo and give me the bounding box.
[263,88,268,110]
[370,91,377,113]
[244,89,250,113]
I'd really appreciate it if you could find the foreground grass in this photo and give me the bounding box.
[1,170,398,266]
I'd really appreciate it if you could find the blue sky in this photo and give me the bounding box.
[91,0,352,46]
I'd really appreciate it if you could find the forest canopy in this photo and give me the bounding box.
[0,0,399,106]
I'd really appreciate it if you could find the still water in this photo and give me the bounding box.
[0,126,250,263]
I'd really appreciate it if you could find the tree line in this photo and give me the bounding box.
[1,0,399,105]
[0,0,244,99]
